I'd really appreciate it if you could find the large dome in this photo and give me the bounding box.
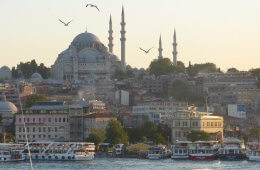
[0,101,17,114]
[0,66,11,71]
[72,32,101,45]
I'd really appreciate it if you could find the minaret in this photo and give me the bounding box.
[108,14,113,53]
[120,6,126,68]
[158,35,163,59]
[172,29,178,65]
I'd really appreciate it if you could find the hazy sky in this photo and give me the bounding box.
[0,0,260,71]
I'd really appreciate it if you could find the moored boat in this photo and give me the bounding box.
[247,142,260,161]
[147,146,167,160]
[218,138,246,160]
[189,141,219,160]
[0,143,25,162]
[23,142,95,161]
[171,141,191,159]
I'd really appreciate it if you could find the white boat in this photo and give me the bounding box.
[147,146,167,160]
[218,138,246,160]
[171,141,191,159]
[114,144,125,155]
[23,142,95,161]
[247,142,260,161]
[0,143,25,162]
[189,141,219,160]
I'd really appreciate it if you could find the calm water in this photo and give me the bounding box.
[0,158,259,170]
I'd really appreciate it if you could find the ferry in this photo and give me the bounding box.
[247,142,260,161]
[0,143,25,162]
[189,141,219,160]
[147,146,167,160]
[23,142,95,161]
[218,138,246,160]
[171,141,191,159]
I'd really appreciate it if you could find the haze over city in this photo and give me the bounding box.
[0,0,259,71]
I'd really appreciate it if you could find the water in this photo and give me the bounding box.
[0,158,259,170]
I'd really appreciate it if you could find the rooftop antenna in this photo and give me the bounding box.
[17,85,34,170]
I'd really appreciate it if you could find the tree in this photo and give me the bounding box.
[227,68,239,73]
[149,58,174,76]
[85,128,105,145]
[154,133,166,145]
[187,63,220,77]
[25,94,47,108]
[250,68,260,88]
[112,70,128,81]
[141,121,158,141]
[249,127,260,142]
[0,114,2,123]
[187,130,210,142]
[105,120,128,145]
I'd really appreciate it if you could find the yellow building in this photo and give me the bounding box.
[171,108,223,143]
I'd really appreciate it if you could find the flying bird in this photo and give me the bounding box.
[58,19,73,26]
[86,4,100,11]
[139,47,154,54]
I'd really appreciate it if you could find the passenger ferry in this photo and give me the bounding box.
[0,143,25,162]
[247,142,260,161]
[147,146,167,160]
[218,138,246,160]
[171,141,191,159]
[189,141,219,160]
[23,142,95,161]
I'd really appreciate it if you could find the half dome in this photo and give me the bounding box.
[0,101,17,114]
[72,32,101,45]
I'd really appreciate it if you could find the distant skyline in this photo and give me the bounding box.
[0,0,260,71]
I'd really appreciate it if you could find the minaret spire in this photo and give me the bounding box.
[120,6,126,69]
[108,14,113,53]
[173,29,178,65]
[158,35,163,59]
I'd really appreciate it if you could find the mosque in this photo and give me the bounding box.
[51,7,179,83]
[51,8,127,83]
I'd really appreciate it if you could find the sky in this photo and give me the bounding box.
[0,0,260,71]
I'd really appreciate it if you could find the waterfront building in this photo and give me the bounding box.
[228,104,246,119]
[15,102,70,142]
[171,108,223,143]
[132,100,188,124]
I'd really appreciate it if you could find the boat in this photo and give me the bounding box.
[189,141,219,160]
[23,142,95,161]
[247,142,260,161]
[0,143,25,162]
[147,146,167,160]
[113,144,126,156]
[171,141,191,159]
[218,138,246,160]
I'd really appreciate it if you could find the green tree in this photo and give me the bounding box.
[105,120,128,145]
[125,127,142,144]
[149,58,174,76]
[85,128,106,145]
[112,70,128,81]
[227,68,239,73]
[141,121,158,141]
[25,94,47,108]
[250,68,260,88]
[154,133,166,145]
[172,61,186,73]
[187,130,210,142]
[187,63,220,77]
[249,127,260,142]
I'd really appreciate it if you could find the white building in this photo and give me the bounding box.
[132,100,188,124]
[15,102,70,142]
[115,90,129,106]
[228,104,246,119]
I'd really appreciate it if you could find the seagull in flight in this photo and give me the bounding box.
[59,19,73,26]
[139,47,154,54]
[86,4,100,11]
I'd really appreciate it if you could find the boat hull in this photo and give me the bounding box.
[218,154,246,160]
[189,154,217,160]
[171,155,189,159]
[248,156,260,161]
